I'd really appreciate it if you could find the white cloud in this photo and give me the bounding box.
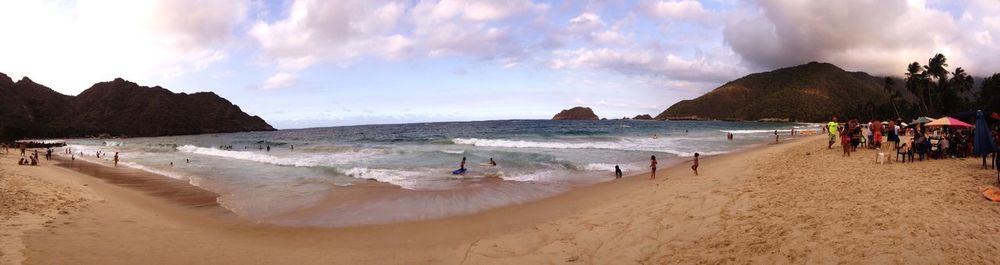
[249,0,409,70]
[641,0,708,19]
[0,0,247,94]
[549,47,744,83]
[262,72,297,90]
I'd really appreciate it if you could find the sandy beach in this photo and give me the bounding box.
[4,135,1000,264]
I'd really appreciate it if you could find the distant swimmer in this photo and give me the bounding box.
[113,152,119,167]
[170,162,174,167]
[266,145,271,152]
[186,158,190,163]
[489,157,497,166]
[290,145,294,151]
[653,134,659,139]
[727,132,734,140]
[614,165,623,179]
[460,157,466,170]
[649,155,658,180]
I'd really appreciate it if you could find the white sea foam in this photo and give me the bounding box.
[452,137,726,157]
[104,141,124,147]
[440,149,465,154]
[176,145,373,167]
[582,162,646,172]
[720,129,791,134]
[121,161,188,180]
[500,170,560,182]
[339,167,427,190]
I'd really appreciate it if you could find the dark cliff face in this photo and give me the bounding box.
[552,107,599,120]
[0,73,275,140]
[657,62,890,122]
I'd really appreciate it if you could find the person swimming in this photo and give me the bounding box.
[489,157,497,166]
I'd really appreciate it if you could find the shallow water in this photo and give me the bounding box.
[57,120,817,226]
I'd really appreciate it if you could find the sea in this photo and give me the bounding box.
[57,120,818,227]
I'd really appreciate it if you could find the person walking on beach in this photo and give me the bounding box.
[649,155,658,180]
[827,116,839,149]
[841,127,852,157]
[692,153,700,176]
[113,152,119,167]
[614,165,623,179]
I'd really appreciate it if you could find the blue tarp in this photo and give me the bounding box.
[974,110,998,155]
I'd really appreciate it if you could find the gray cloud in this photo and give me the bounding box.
[723,0,1000,76]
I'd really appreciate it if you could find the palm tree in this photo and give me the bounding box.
[950,67,974,97]
[905,62,929,114]
[981,73,1000,110]
[884,77,901,119]
[924,53,950,113]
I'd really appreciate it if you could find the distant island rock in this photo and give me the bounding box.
[552,107,599,120]
[633,114,653,120]
[657,62,892,122]
[0,72,275,141]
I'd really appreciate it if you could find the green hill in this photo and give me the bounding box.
[657,62,895,122]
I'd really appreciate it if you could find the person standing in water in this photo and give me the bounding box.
[649,155,658,180]
[614,165,623,179]
[113,152,119,167]
[460,157,466,170]
[692,153,700,175]
[489,157,497,166]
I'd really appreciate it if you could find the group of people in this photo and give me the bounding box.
[17,149,40,166]
[644,153,700,179]
[825,115,980,161]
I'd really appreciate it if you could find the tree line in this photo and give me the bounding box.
[879,53,1000,119]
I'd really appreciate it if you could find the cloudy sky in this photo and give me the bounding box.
[1,0,999,128]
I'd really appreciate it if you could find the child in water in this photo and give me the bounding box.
[692,153,699,175]
[614,165,623,179]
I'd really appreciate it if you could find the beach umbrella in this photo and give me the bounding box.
[924,116,973,128]
[910,116,935,125]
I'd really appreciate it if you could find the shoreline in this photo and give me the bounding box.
[7,134,807,264]
[22,133,1000,263]
[43,132,799,228]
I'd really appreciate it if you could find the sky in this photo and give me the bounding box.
[1,0,999,128]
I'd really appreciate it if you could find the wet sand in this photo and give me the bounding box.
[6,135,1000,264]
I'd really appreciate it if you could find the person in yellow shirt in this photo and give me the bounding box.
[827,116,839,149]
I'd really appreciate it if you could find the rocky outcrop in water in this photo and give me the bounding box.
[633,114,653,120]
[552,107,599,120]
